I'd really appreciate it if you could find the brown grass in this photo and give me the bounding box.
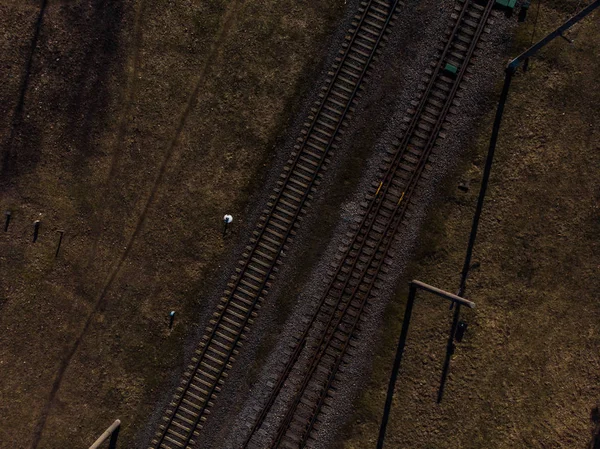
[340,4,600,449]
[0,0,345,447]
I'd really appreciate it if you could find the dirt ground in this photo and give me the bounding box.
[1,1,598,448]
[0,0,345,447]
[340,3,600,449]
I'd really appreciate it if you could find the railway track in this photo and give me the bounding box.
[241,1,495,447]
[149,1,405,448]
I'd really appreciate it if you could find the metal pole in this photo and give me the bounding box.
[411,280,475,306]
[377,4,600,444]
[376,282,474,448]
[509,0,600,72]
[438,67,513,403]
[89,419,121,449]
[453,0,600,305]
[376,283,417,449]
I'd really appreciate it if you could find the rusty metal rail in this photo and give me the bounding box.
[241,1,495,447]
[149,0,405,448]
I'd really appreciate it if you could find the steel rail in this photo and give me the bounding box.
[257,0,478,443]
[151,1,405,448]
[245,0,480,445]
[270,1,495,446]
[297,2,495,444]
[239,0,406,445]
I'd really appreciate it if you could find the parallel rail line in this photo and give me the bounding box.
[242,1,495,447]
[149,1,405,447]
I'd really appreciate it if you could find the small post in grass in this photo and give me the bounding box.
[33,220,40,243]
[4,211,11,232]
[169,311,176,329]
[55,230,65,258]
[223,214,233,237]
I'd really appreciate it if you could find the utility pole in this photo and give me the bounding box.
[377,2,600,447]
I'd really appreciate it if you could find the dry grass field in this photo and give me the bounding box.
[1,1,598,449]
[0,0,345,447]
[341,3,600,449]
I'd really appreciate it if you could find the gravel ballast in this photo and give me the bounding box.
[213,2,519,448]
[143,1,520,447]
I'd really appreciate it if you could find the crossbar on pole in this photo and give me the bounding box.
[509,0,600,72]
[89,420,121,449]
[412,280,475,308]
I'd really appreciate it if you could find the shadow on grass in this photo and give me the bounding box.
[1,0,48,180]
[26,1,127,448]
[591,404,600,449]
[1,0,126,186]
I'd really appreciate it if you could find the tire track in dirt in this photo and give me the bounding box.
[29,1,244,447]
